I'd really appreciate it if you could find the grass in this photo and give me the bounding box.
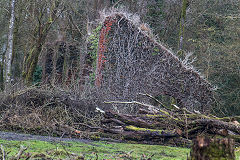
[0,139,189,159]
[0,139,239,159]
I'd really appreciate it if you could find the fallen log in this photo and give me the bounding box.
[97,106,240,146]
[104,110,185,128]
[192,119,240,135]
[124,125,180,137]
[99,127,191,146]
[104,110,155,128]
[95,98,240,146]
[101,118,126,126]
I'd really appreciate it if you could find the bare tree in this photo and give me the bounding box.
[22,0,65,84]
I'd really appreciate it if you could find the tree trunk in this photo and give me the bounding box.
[24,45,43,84]
[0,43,6,91]
[5,0,16,88]
[178,0,188,59]
[188,136,235,160]
[0,62,4,91]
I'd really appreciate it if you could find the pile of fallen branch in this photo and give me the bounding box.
[0,85,102,138]
[97,94,240,147]
[1,86,240,147]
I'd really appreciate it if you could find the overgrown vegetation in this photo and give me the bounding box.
[0,0,239,159]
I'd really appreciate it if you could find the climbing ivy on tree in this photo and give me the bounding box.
[88,25,102,83]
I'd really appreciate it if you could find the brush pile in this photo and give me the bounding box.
[0,85,102,138]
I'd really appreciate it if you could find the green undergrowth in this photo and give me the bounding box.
[0,139,190,159]
[0,139,239,159]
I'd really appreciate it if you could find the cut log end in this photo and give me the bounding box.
[188,136,235,160]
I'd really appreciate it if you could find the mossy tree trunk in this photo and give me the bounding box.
[178,0,188,59]
[23,21,51,84]
[188,136,235,160]
[23,18,49,84]
[24,43,45,84]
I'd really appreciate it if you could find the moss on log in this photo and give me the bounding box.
[125,125,179,137]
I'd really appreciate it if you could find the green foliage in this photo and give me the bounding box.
[152,47,160,56]
[213,73,240,116]
[164,0,240,116]
[154,94,177,110]
[88,25,102,61]
[33,65,42,84]
[88,25,102,83]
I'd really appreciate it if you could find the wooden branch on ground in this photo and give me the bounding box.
[104,101,160,114]
[97,105,240,146]
[101,118,126,126]
[16,145,27,160]
[124,125,180,138]
[192,119,240,134]
[1,145,6,160]
[138,93,167,109]
[104,110,154,128]
[102,128,178,139]
[104,101,180,122]
[5,87,240,147]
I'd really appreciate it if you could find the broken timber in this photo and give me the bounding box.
[97,100,240,146]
